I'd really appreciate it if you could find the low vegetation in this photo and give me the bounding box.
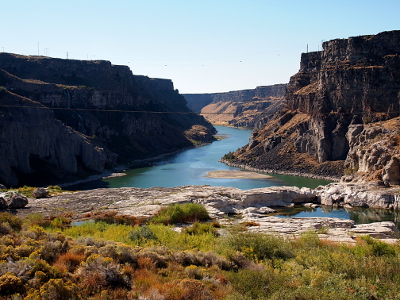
[151,203,210,225]
[222,151,236,161]
[0,205,400,299]
[0,185,65,198]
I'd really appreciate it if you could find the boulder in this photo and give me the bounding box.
[6,194,28,209]
[32,188,49,199]
[240,186,316,207]
[317,183,396,209]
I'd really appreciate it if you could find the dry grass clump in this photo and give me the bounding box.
[84,210,147,226]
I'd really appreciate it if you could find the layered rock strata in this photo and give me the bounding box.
[0,53,216,186]
[184,84,286,128]
[227,30,400,182]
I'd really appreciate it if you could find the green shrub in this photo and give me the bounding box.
[360,235,396,256]
[184,222,219,236]
[16,185,37,198]
[226,269,278,299]
[26,213,71,229]
[128,225,158,243]
[151,203,209,225]
[47,185,64,195]
[0,212,23,231]
[223,151,235,161]
[221,232,294,262]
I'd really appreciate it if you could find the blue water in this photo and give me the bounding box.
[101,126,331,190]
[277,206,400,227]
[69,126,399,225]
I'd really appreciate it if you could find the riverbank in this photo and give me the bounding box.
[10,184,400,244]
[58,140,218,188]
[58,126,334,190]
[205,170,274,179]
[220,159,341,182]
[58,169,127,188]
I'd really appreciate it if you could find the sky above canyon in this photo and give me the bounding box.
[2,0,399,93]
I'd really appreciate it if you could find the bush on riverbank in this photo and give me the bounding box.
[1,212,400,299]
[151,203,210,225]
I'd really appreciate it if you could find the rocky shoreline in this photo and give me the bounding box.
[8,183,400,244]
[220,159,340,182]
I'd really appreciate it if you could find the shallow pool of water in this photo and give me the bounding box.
[276,205,400,228]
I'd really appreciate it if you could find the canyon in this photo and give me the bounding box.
[184,84,286,129]
[3,31,400,244]
[0,53,215,187]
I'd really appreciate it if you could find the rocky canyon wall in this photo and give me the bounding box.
[227,30,400,183]
[0,53,215,187]
[183,84,287,128]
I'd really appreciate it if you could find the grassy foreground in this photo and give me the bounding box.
[0,203,400,299]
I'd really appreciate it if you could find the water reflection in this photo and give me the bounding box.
[276,205,400,229]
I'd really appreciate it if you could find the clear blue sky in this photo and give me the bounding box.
[2,0,399,93]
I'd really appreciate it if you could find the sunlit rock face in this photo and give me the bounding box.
[183,84,287,129]
[228,30,400,182]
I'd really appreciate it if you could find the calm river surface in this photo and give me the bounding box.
[73,126,399,226]
[101,126,330,190]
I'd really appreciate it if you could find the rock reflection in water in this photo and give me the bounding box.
[347,207,400,227]
[276,205,400,229]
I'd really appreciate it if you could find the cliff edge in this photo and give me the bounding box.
[0,53,216,187]
[225,30,400,183]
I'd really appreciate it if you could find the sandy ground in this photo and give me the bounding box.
[205,170,273,179]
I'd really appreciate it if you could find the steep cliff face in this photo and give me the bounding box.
[227,30,400,182]
[183,84,286,128]
[0,53,215,186]
[0,88,115,187]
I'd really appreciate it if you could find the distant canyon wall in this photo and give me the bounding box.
[183,84,287,129]
[0,53,215,187]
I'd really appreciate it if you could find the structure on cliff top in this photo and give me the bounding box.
[228,30,400,183]
[0,53,215,187]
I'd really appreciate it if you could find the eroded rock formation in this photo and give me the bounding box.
[226,30,400,182]
[184,84,286,128]
[0,53,216,186]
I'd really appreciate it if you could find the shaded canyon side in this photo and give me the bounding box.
[224,30,400,183]
[0,53,216,187]
[183,84,287,129]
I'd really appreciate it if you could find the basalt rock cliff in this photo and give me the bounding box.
[225,30,400,182]
[183,84,286,129]
[0,53,215,187]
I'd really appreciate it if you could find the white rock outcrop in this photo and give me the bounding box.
[315,182,400,209]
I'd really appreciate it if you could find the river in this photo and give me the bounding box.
[99,126,330,190]
[71,126,399,226]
